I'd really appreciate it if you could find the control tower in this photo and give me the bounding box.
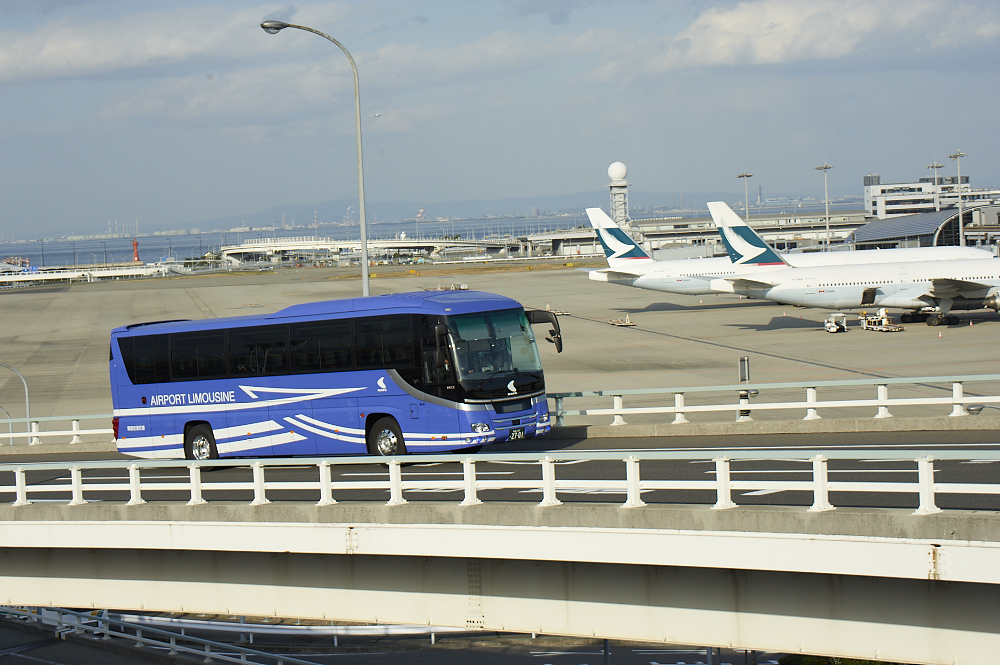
[607,161,630,228]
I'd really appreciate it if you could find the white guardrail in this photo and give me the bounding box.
[0,606,321,665]
[1,373,999,446]
[549,373,1000,426]
[1,449,999,515]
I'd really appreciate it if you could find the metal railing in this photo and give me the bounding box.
[1,449,998,515]
[4,373,1000,448]
[549,373,1000,426]
[0,606,321,665]
[0,414,111,446]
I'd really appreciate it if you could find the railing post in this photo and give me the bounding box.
[29,421,39,445]
[250,462,270,506]
[386,459,407,506]
[610,395,626,426]
[875,384,893,418]
[807,455,834,512]
[622,456,646,508]
[316,461,336,506]
[70,419,82,444]
[672,393,688,424]
[538,457,562,506]
[68,467,87,505]
[913,456,943,515]
[804,387,821,420]
[553,396,565,427]
[127,464,145,505]
[736,391,752,422]
[13,468,29,506]
[460,458,482,506]
[950,381,968,416]
[187,464,207,506]
[711,457,736,510]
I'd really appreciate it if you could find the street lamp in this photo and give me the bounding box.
[101,241,107,267]
[261,19,371,296]
[967,404,1000,415]
[949,150,967,247]
[736,172,752,223]
[926,162,944,212]
[815,163,833,250]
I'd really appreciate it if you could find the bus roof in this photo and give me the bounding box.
[110,290,525,336]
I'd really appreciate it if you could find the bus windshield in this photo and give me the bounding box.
[448,308,542,383]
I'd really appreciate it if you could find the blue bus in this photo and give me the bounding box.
[109,290,562,459]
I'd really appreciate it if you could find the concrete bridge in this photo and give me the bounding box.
[219,236,534,265]
[1,449,998,664]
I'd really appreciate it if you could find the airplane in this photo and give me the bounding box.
[586,206,993,299]
[706,201,1000,325]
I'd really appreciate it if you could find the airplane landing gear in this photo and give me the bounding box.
[901,312,930,324]
[925,314,960,326]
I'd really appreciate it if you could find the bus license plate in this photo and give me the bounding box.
[508,427,525,440]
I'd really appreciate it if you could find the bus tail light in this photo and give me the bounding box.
[112,417,119,439]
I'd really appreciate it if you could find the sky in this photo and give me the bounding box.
[2,0,1000,238]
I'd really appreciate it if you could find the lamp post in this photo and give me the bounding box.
[71,242,76,269]
[261,19,371,296]
[101,241,107,267]
[815,163,833,250]
[926,162,944,212]
[949,151,967,247]
[736,172,753,223]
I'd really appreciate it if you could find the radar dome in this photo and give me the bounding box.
[608,162,627,180]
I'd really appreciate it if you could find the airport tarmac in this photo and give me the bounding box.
[0,260,998,429]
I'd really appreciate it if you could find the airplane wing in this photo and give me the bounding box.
[709,275,779,293]
[588,268,640,282]
[928,277,993,292]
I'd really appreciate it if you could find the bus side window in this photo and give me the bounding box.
[230,325,288,377]
[171,331,226,381]
[290,320,353,373]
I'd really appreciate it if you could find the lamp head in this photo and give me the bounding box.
[261,20,289,34]
[967,404,985,415]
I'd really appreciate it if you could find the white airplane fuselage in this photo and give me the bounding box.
[597,247,996,298]
[710,257,1000,312]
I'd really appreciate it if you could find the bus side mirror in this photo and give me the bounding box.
[434,324,449,367]
[526,310,563,353]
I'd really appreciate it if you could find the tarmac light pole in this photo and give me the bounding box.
[815,163,833,250]
[927,161,944,212]
[736,172,752,223]
[950,150,967,247]
[260,19,371,297]
[0,363,30,442]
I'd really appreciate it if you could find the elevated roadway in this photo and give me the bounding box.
[2,261,1000,663]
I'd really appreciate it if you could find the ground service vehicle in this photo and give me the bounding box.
[109,291,562,459]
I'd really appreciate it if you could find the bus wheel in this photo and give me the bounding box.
[368,417,406,456]
[185,424,218,460]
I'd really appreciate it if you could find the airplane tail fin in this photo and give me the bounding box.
[707,201,787,268]
[585,208,653,270]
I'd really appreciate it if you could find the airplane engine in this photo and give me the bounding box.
[983,293,1000,312]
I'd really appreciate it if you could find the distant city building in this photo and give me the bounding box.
[863,173,1000,219]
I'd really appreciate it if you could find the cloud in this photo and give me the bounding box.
[643,0,1000,72]
[0,3,348,86]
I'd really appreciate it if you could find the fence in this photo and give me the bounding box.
[549,373,1000,426]
[2,449,999,515]
[0,606,320,665]
[4,373,1000,447]
[0,414,111,446]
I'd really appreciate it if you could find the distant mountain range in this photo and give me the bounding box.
[187,190,750,232]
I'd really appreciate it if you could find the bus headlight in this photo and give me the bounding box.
[471,422,490,433]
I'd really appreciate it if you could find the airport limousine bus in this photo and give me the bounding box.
[109,290,562,459]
